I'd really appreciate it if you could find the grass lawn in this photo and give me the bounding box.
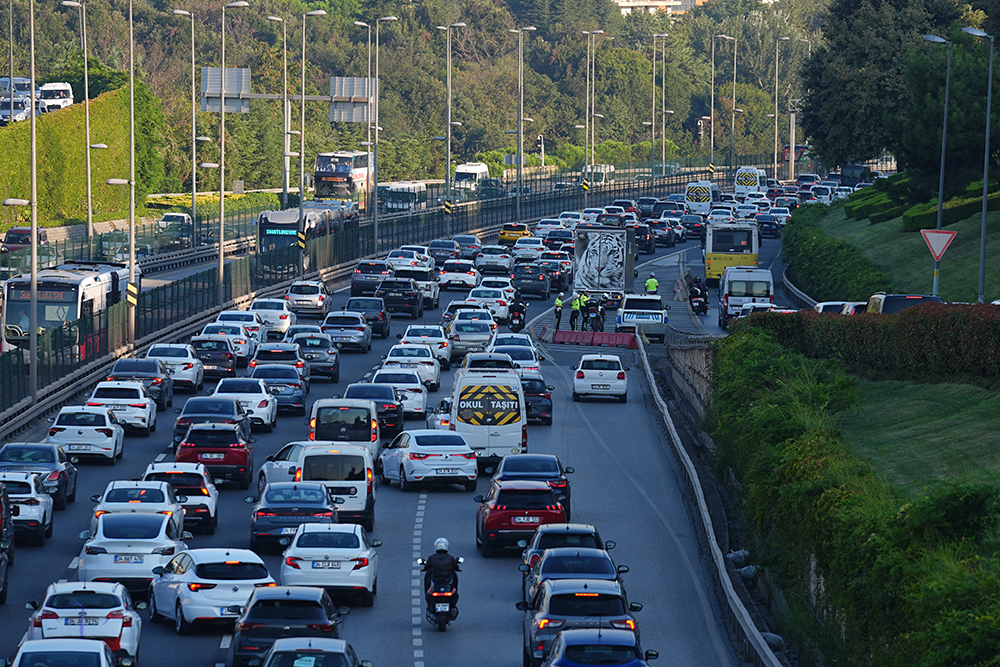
[837,379,1000,497]
[815,205,1000,303]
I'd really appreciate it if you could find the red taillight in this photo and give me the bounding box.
[617,371,625,380]
[228,442,246,448]
[107,609,132,627]
[96,428,114,437]
[187,583,217,592]
[46,471,61,482]
[610,619,637,630]
[367,467,374,495]
[48,427,65,436]
[537,619,565,629]
[256,510,276,518]
[382,404,396,411]
[280,314,289,320]
[179,441,196,448]
[225,353,234,361]
[549,479,567,488]
[306,623,334,633]
[20,498,39,505]
[458,452,476,460]
[295,361,304,368]
[528,553,540,567]
[33,610,59,627]
[351,557,369,570]
[152,546,175,555]
[128,403,147,409]
[576,371,584,379]
[249,360,257,367]
[254,582,277,588]
[256,399,269,408]
[410,453,434,460]
[86,402,103,407]
[522,424,527,449]
[151,378,162,385]
[85,545,107,555]
[285,556,302,569]
[237,622,266,631]
[182,363,194,371]
[220,419,238,425]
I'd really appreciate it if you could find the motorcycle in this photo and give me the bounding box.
[690,295,709,315]
[417,557,464,631]
[586,304,605,332]
[509,309,526,333]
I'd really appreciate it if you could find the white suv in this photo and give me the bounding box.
[141,462,220,534]
[91,480,186,536]
[0,472,53,544]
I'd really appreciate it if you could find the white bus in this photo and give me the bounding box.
[684,180,722,217]
[313,151,373,211]
[384,181,428,213]
[453,163,490,192]
[581,164,615,186]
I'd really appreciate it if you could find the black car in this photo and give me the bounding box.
[0,443,78,510]
[633,224,655,254]
[543,229,573,251]
[428,239,462,264]
[647,220,675,247]
[512,264,551,299]
[107,358,175,411]
[611,199,637,214]
[232,586,350,667]
[453,234,484,260]
[343,383,404,438]
[651,200,684,219]
[491,454,574,519]
[172,396,252,444]
[342,297,391,338]
[533,260,569,290]
[246,482,338,548]
[350,260,393,297]
[756,215,781,238]
[636,197,658,219]
[375,278,424,318]
[680,214,706,240]
[518,523,610,573]
[520,373,555,426]
[190,336,238,378]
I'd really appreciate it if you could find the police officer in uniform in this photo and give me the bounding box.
[645,272,659,294]
[569,293,581,331]
[554,292,564,329]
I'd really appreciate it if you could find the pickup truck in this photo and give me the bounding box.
[615,294,670,342]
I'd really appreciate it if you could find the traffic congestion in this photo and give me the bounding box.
[0,200,742,667]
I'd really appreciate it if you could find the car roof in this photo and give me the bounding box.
[297,522,363,534]
[466,352,512,361]
[14,639,112,653]
[540,547,611,560]
[45,581,126,596]
[258,343,298,351]
[269,637,349,652]
[579,354,621,361]
[184,547,263,564]
[556,628,639,646]
[535,522,598,535]
[187,422,241,431]
[57,405,109,414]
[106,480,170,490]
[94,380,145,389]
[143,462,208,475]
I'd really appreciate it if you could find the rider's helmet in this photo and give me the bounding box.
[693,276,702,284]
[434,537,449,553]
[602,293,610,300]
[649,272,655,278]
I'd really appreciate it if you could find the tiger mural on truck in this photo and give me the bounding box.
[574,231,625,292]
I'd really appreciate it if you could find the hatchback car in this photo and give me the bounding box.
[439,260,481,290]
[381,344,441,390]
[199,323,258,366]
[519,371,555,426]
[453,234,483,259]
[379,429,477,491]
[467,287,511,322]
[371,369,428,417]
[513,236,547,260]
[0,471,53,544]
[342,383,404,438]
[375,278,424,318]
[212,378,279,432]
[90,480,186,536]
[175,423,255,489]
[215,310,268,346]
[279,524,381,605]
[144,344,204,393]
[141,462,219,534]
[521,547,627,602]
[77,513,191,591]
[474,480,567,557]
[247,481,338,548]
[446,320,495,357]
[172,396,252,444]
[541,629,657,667]
[398,325,452,370]
[342,297,390,338]
[519,523,611,574]
[512,264,551,299]
[533,260,569,291]
[493,453,572,516]
[46,406,125,464]
[106,358,174,411]
[250,366,307,415]
[284,280,331,317]
[351,260,394,296]
[190,335,238,378]
[499,223,532,246]
[476,245,515,274]
[427,239,463,263]
[290,333,340,382]
[87,381,156,436]
[0,442,78,510]
[572,355,628,403]
[249,343,311,390]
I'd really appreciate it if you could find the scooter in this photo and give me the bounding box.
[587,305,605,332]
[509,310,526,333]
[417,557,464,631]
[690,294,709,316]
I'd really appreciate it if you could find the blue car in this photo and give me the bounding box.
[250,365,308,415]
[541,629,657,667]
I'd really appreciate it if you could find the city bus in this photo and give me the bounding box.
[384,181,428,213]
[313,151,373,211]
[704,222,759,285]
[256,211,330,254]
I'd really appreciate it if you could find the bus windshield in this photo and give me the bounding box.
[315,155,354,173]
[710,229,754,253]
[453,172,478,182]
[3,283,79,336]
[258,223,298,253]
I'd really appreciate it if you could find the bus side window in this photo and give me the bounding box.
[81,300,95,318]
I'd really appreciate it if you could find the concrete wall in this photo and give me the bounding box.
[667,337,714,418]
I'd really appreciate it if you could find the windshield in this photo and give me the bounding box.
[93,387,142,399]
[296,532,360,549]
[314,407,373,440]
[193,339,230,352]
[264,486,328,504]
[373,372,420,384]
[550,593,625,616]
[563,646,638,665]
[324,316,363,327]
[405,328,442,338]
[251,367,299,380]
[216,379,265,394]
[302,455,366,482]
[183,399,236,416]
[289,284,320,295]
[543,556,615,576]
[442,262,471,273]
[3,283,78,335]
[144,472,206,494]
[265,653,349,667]
[710,229,754,253]
[388,347,431,358]
[453,171,478,182]
[56,411,108,426]
[148,346,189,358]
[344,385,393,399]
[104,487,166,503]
[315,155,355,173]
[196,562,269,581]
[346,298,381,309]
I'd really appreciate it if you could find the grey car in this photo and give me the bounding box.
[351,260,394,297]
[250,366,307,415]
[428,239,462,264]
[321,312,373,352]
[290,333,340,382]
[285,281,331,317]
[453,234,484,259]
[446,320,495,358]
[249,343,311,391]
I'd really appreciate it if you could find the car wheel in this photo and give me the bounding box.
[196,377,204,392]
[481,540,495,558]
[106,448,117,465]
[174,602,191,635]
[262,419,273,433]
[464,480,477,492]
[156,399,166,412]
[67,482,76,503]
[204,513,217,535]
[332,368,341,383]
[298,406,306,417]
[367,340,373,351]
[572,392,580,402]
[378,467,390,486]
[0,569,8,604]
[399,469,413,492]
[54,489,68,511]
[140,425,151,438]
[619,393,628,403]
[45,514,53,537]
[542,417,553,426]
[116,440,124,460]
[238,470,251,491]
[167,392,173,408]
[359,589,375,607]
[34,522,45,546]
[257,473,267,495]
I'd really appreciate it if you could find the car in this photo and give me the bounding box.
[398,325,452,370]
[534,219,565,238]
[735,204,758,219]
[833,186,853,201]
[379,429,477,491]
[475,245,515,274]
[375,277,424,318]
[518,523,610,572]
[249,343,311,390]
[284,280,331,317]
[521,547,626,602]
[0,472,53,544]
[475,480,567,557]
[646,220,675,247]
[854,181,873,192]
[513,236,547,260]
[512,263,551,299]
[321,312,374,351]
[580,208,604,223]
[279,525,381,606]
[774,196,799,211]
[427,239,463,263]
[394,265,441,310]
[533,259,569,290]
[199,323,258,366]
[85,382,156,437]
[381,343,441,390]
[246,481,338,548]
[371,369,428,416]
[399,245,435,268]
[341,297,391,338]
[596,213,625,227]
[466,287,511,322]
[706,209,735,224]
[350,260,394,296]
[453,234,484,259]
[141,462,219,534]
[172,396,252,444]
[439,260,481,290]
[106,358,174,411]
[24,582,147,660]
[810,185,833,204]
[249,299,298,337]
[215,310,268,346]
[765,187,784,201]
[232,586,350,666]
[632,224,655,254]
[490,344,544,373]
[572,354,628,403]
[541,629,657,667]
[679,214,705,240]
[756,216,781,238]
[144,344,204,393]
[290,333,340,382]
[445,319,495,357]
[650,200,684,219]
[176,423,255,489]
[543,229,574,251]
[211,378,279,432]
[635,197,658,219]
[769,206,791,225]
[451,352,519,390]
[451,308,498,336]
[386,248,429,269]
[90,479,186,537]
[425,398,453,430]
[148,548,276,633]
[490,332,538,350]
[46,405,125,464]
[494,451,572,513]
[254,637,372,667]
[282,324,324,342]
[77,513,192,591]
[500,223,532,246]
[611,199,637,214]
[190,335,238,378]
[0,443,78,510]
[557,211,583,227]
[248,366,306,415]
[517,579,642,667]
[343,383,405,439]
[2,639,122,667]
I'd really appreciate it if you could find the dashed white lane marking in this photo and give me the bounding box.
[67,558,79,569]
[219,635,232,650]
[154,453,167,462]
[57,578,67,583]
[411,491,429,663]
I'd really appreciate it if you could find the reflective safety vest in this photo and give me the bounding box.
[645,278,659,292]
[571,297,581,311]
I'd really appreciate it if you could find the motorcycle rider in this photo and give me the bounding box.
[509,291,527,330]
[688,276,707,312]
[554,292,564,329]
[422,537,461,616]
[645,272,659,294]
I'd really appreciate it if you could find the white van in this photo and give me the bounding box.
[450,372,527,473]
[734,167,766,202]
[718,266,774,330]
[453,163,490,192]
[290,444,376,531]
[39,82,74,112]
[308,399,380,461]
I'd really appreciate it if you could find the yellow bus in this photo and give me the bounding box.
[704,222,759,285]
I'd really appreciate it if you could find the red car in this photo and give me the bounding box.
[474,480,567,557]
[175,423,255,490]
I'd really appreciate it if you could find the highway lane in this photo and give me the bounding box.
[0,232,735,667]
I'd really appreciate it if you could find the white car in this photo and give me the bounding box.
[398,325,452,370]
[661,217,686,241]
[452,308,497,333]
[86,381,156,437]
[211,378,278,432]
[425,398,453,430]
[24,583,146,662]
[513,237,546,260]
[77,513,191,589]
[557,211,583,228]
[371,369,427,417]
[438,260,481,290]
[399,245,435,268]
[735,204,757,219]
[215,311,267,346]
[90,480,186,537]
[255,442,313,493]
[572,354,629,403]
[480,276,517,302]
[200,323,258,366]
[145,344,205,392]
[833,186,852,201]
[489,333,538,351]
[249,299,298,337]
[533,219,564,238]
[744,192,768,205]
[141,462,220,534]
[466,287,511,322]
[581,208,603,223]
[0,471,53,544]
[707,210,735,224]
[387,249,428,269]
[8,639,121,667]
[378,429,477,492]
[46,405,125,463]
[381,344,441,390]
[489,344,545,372]
[279,524,381,606]
[474,245,515,274]
[770,207,791,225]
[148,548,275,634]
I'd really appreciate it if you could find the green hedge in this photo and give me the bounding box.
[869,205,906,224]
[781,206,897,301]
[901,192,1000,231]
[711,329,1000,665]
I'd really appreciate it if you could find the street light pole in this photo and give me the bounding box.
[437,23,465,207]
[61,1,94,246]
[924,33,951,297]
[510,26,535,223]
[299,8,327,264]
[651,34,667,177]
[170,9,199,236]
[266,16,288,209]
[660,36,667,174]
[582,30,591,189]
[126,0,136,343]
[964,27,993,302]
[353,21,372,214]
[373,16,397,254]
[729,36,737,169]
[774,36,789,180]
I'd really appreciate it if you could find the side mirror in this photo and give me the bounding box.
[533,651,544,660]
[118,659,135,667]
[617,564,630,574]
[416,558,426,565]
[173,408,182,414]
[79,530,91,540]
[624,367,631,372]
[264,455,274,462]
[515,601,530,611]
[645,650,659,662]
[288,467,297,476]
[152,566,164,576]
[248,661,262,667]
[90,494,102,503]
[278,537,291,546]
[457,556,464,564]
[538,356,545,361]
[336,606,351,617]
[70,456,80,464]
[605,540,616,550]
[25,600,38,610]
[332,497,346,504]
[371,539,382,548]
[249,437,257,444]
[517,540,528,549]
[473,495,485,503]
[564,467,574,474]
[378,354,386,360]
[181,531,194,540]
[629,602,643,612]
[176,495,188,503]
[47,417,55,423]
[360,662,373,667]
[395,333,403,339]
[134,602,148,611]
[518,564,531,572]
[243,496,257,504]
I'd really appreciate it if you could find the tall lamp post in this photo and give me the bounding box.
[662,109,674,172]
[170,9,201,235]
[730,107,743,171]
[963,26,993,303]
[265,15,289,209]
[924,33,952,297]
[60,1,96,245]
[436,22,466,207]
[298,7,327,255]
[373,15,398,253]
[774,36,789,180]
[650,33,667,177]
[711,34,730,169]
[509,25,535,223]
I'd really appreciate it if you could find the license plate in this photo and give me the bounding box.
[64,618,100,626]
[68,444,90,450]
[204,365,219,370]
[114,555,144,564]
[281,527,298,535]
[272,386,287,393]
[306,355,316,360]
[591,384,611,390]
[238,401,249,407]
[201,453,225,460]
[401,363,417,368]
[220,607,239,616]
[435,603,450,612]
[336,337,352,342]
[435,468,460,474]
[389,292,402,297]
[466,346,483,352]
[513,516,541,523]
[312,561,341,569]
[297,301,311,306]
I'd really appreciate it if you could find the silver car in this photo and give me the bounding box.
[285,281,331,317]
[446,319,495,358]
[290,333,340,382]
[320,312,373,352]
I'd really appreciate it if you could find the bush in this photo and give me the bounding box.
[901,191,1000,232]
[869,206,905,224]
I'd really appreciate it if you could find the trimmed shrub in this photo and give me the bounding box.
[869,206,906,224]
[901,191,1000,232]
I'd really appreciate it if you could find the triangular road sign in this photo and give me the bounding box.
[921,229,957,262]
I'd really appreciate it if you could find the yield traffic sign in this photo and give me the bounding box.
[921,229,957,261]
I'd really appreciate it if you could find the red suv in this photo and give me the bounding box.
[474,480,567,557]
[175,423,255,490]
